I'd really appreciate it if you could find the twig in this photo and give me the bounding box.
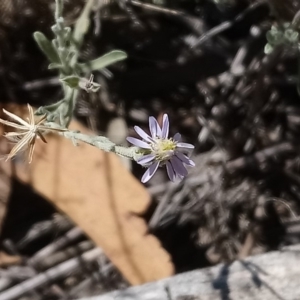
[129,0,184,16]
[226,142,295,172]
[18,214,73,249]
[0,267,36,292]
[190,1,267,48]
[238,231,255,259]
[36,241,94,270]
[21,77,60,91]
[149,181,184,229]
[0,248,103,300]
[28,227,84,266]
[191,21,232,48]
[0,267,36,281]
[0,279,12,293]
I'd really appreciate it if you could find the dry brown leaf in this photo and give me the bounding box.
[1,109,174,285]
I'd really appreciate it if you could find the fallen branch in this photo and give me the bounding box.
[79,244,300,300]
[28,227,84,266]
[0,248,103,300]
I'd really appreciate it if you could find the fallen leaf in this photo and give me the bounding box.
[1,107,174,284]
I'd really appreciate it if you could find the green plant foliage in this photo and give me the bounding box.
[264,23,299,54]
[80,51,128,73]
[33,0,127,127]
[33,32,60,64]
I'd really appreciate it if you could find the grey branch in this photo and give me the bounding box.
[0,248,103,300]
[79,244,300,300]
[28,227,84,266]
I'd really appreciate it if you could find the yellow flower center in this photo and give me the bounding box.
[152,138,176,161]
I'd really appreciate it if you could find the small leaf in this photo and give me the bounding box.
[73,0,95,48]
[60,76,80,88]
[80,50,127,72]
[264,43,273,55]
[285,29,298,43]
[48,63,63,70]
[33,32,60,63]
[292,11,300,29]
[266,30,279,44]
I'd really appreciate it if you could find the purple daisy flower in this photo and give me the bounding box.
[127,114,195,183]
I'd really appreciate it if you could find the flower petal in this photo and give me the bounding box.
[166,161,176,182]
[176,142,194,149]
[170,156,188,177]
[175,151,195,167]
[134,126,153,142]
[173,133,181,142]
[149,116,162,138]
[127,137,151,149]
[161,114,169,139]
[137,154,155,166]
[141,161,159,183]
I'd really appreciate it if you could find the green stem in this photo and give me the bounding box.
[298,44,300,97]
[60,131,139,159]
[55,0,64,20]
[54,0,70,74]
[64,88,78,127]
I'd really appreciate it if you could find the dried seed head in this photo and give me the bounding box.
[0,104,66,163]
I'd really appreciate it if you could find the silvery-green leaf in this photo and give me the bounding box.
[292,11,300,29]
[79,50,127,72]
[64,27,72,40]
[33,32,60,63]
[60,76,80,88]
[48,63,63,70]
[35,106,48,116]
[264,43,273,55]
[73,0,94,47]
[285,29,298,43]
[266,30,278,44]
[271,25,278,32]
